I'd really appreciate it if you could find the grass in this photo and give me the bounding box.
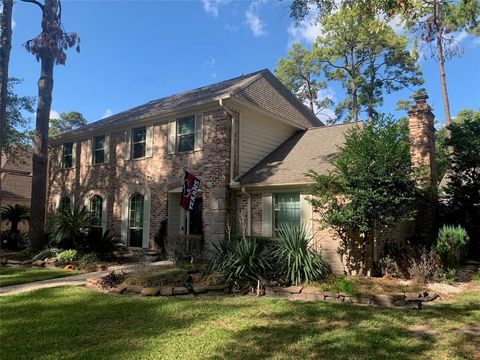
[0,286,478,359]
[0,267,81,287]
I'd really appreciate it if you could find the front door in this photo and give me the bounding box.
[188,198,203,235]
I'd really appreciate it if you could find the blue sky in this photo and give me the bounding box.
[9,0,480,127]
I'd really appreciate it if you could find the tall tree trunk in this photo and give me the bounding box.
[305,79,315,113]
[0,0,13,195]
[29,0,56,252]
[351,83,359,122]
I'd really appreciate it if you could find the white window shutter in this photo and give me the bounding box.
[72,142,77,167]
[104,134,110,163]
[168,120,176,155]
[57,146,63,168]
[300,194,313,237]
[124,130,131,160]
[86,139,92,166]
[145,126,153,158]
[262,193,273,237]
[194,113,203,151]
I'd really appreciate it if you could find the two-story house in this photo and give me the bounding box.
[48,69,436,273]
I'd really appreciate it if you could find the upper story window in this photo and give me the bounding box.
[177,116,195,152]
[274,192,300,234]
[168,114,203,154]
[63,143,73,168]
[132,126,147,159]
[93,135,106,164]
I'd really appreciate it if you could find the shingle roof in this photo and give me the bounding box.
[239,122,362,186]
[61,69,319,137]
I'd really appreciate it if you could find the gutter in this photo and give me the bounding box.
[218,96,240,188]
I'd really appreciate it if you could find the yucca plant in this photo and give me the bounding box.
[274,223,330,285]
[52,206,91,248]
[1,204,29,234]
[211,237,271,291]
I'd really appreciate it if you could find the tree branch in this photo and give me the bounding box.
[20,0,44,11]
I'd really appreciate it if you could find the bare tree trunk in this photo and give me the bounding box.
[29,0,56,252]
[351,83,359,122]
[305,79,315,113]
[0,0,13,193]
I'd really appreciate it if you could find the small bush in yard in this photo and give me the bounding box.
[57,249,78,261]
[434,225,469,269]
[34,247,59,260]
[433,268,458,285]
[126,268,188,288]
[408,248,438,284]
[78,252,97,269]
[99,271,125,290]
[275,224,330,285]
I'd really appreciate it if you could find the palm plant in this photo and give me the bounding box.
[52,206,91,248]
[1,204,29,234]
[275,224,330,285]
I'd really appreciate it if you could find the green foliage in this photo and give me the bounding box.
[312,5,423,122]
[433,268,458,285]
[49,111,87,138]
[211,237,271,290]
[78,252,97,269]
[85,230,124,260]
[274,224,330,285]
[125,268,189,288]
[317,274,360,297]
[51,207,91,249]
[307,116,420,274]
[275,43,333,116]
[33,247,59,260]
[1,78,35,161]
[57,249,78,262]
[1,204,29,234]
[435,225,469,269]
[442,109,480,256]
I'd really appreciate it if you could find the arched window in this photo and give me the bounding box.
[59,197,71,213]
[89,195,103,239]
[129,193,144,247]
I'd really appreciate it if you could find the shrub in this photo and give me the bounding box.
[408,248,438,284]
[211,237,271,291]
[99,271,125,290]
[85,230,125,260]
[78,252,97,269]
[433,268,458,285]
[274,224,330,285]
[165,235,203,264]
[57,249,78,261]
[52,207,91,249]
[378,255,402,278]
[126,268,188,288]
[434,225,469,269]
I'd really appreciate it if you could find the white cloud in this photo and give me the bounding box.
[102,109,113,119]
[50,110,60,119]
[245,1,267,37]
[387,15,406,36]
[317,107,337,123]
[204,57,217,78]
[315,87,337,123]
[224,23,238,32]
[287,6,321,45]
[453,30,468,44]
[202,0,229,18]
[12,19,15,29]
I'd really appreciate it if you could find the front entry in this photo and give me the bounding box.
[168,192,203,236]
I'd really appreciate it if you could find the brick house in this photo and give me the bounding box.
[48,69,435,272]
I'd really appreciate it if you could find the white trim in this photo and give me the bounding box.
[83,189,108,236]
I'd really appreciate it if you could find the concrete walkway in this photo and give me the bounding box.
[0,261,174,296]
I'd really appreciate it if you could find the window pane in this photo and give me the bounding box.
[129,194,144,229]
[90,196,103,227]
[94,149,105,164]
[133,127,146,143]
[63,143,73,168]
[59,197,71,212]
[133,142,146,159]
[177,116,194,135]
[178,134,194,152]
[94,135,105,150]
[274,193,300,233]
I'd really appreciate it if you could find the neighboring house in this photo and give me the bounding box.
[48,69,436,273]
[0,148,32,233]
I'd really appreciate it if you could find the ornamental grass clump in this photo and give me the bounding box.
[274,224,330,285]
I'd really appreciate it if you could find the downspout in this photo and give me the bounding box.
[218,97,240,188]
[241,186,252,236]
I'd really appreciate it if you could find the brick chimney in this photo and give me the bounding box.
[407,93,437,243]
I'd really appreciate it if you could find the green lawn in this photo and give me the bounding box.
[0,268,80,287]
[0,287,478,359]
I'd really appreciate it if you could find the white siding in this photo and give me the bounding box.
[239,110,296,176]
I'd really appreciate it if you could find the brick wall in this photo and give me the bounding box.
[48,107,231,253]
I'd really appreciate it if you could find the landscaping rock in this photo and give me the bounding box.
[63,264,76,270]
[193,286,206,294]
[426,292,439,302]
[110,285,128,294]
[32,260,44,267]
[358,295,373,305]
[87,277,99,285]
[160,287,173,296]
[141,287,161,296]
[282,286,303,294]
[85,282,98,290]
[44,263,57,269]
[45,258,57,264]
[405,292,421,300]
[265,289,275,297]
[191,273,203,283]
[173,287,189,295]
[95,264,107,272]
[126,285,143,294]
[203,274,224,286]
[21,259,33,265]
[304,292,323,301]
[302,286,321,295]
[7,260,22,265]
[205,285,225,292]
